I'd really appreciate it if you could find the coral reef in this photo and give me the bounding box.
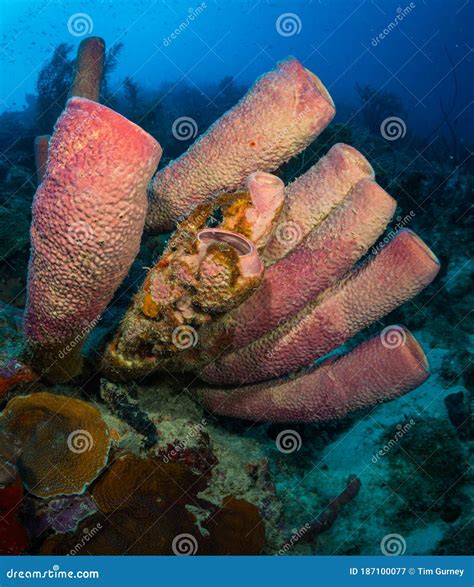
[0,27,470,557]
[0,392,110,497]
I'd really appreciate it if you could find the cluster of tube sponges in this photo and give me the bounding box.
[22,48,439,423]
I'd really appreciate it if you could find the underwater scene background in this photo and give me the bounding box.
[0,0,472,557]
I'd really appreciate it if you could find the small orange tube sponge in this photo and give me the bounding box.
[69,37,105,101]
[146,57,335,231]
[0,392,110,498]
[201,230,440,385]
[263,143,374,263]
[23,98,162,382]
[195,327,430,422]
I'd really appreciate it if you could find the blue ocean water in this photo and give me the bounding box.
[0,0,472,564]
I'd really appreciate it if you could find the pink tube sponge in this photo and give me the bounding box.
[146,57,335,231]
[263,143,374,263]
[201,177,395,353]
[201,230,440,385]
[195,326,430,422]
[24,97,162,381]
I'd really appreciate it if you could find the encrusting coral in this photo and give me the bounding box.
[0,392,110,498]
[40,452,265,555]
[102,171,284,378]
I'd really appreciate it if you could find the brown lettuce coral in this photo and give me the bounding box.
[0,392,110,498]
[40,452,265,555]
